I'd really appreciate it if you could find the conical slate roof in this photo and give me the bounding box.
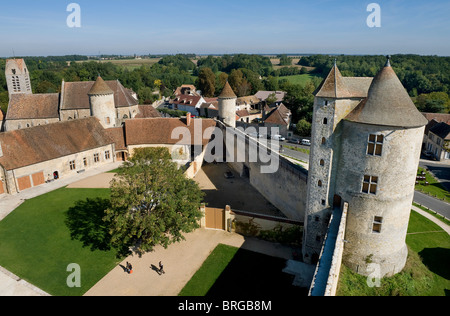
[218,81,237,99]
[345,59,428,128]
[88,76,114,95]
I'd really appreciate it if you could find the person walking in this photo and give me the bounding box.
[158,261,165,274]
[126,262,133,274]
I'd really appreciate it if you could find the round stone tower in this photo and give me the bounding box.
[218,81,237,128]
[335,58,428,277]
[88,76,116,129]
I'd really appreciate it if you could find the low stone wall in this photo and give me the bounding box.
[308,203,348,296]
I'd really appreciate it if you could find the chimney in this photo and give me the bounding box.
[186,112,191,126]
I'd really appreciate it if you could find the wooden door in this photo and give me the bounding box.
[205,207,225,230]
[17,176,32,191]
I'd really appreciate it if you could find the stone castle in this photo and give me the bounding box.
[217,57,427,278]
[1,56,427,280]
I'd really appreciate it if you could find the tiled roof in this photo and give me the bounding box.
[255,91,285,102]
[264,103,291,126]
[170,95,203,107]
[0,117,113,170]
[429,122,450,140]
[218,82,237,99]
[88,76,114,95]
[123,118,216,146]
[135,105,162,118]
[6,93,60,120]
[106,126,127,151]
[61,80,138,110]
[237,95,260,106]
[236,110,250,118]
[422,112,450,125]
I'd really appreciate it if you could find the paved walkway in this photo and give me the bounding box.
[85,228,295,296]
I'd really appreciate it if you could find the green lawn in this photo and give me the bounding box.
[337,211,450,296]
[0,187,122,296]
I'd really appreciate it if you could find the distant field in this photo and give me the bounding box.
[278,74,314,86]
[77,58,161,70]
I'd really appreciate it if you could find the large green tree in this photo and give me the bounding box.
[103,147,204,255]
[197,67,216,97]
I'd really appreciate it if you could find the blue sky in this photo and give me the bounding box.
[0,0,449,57]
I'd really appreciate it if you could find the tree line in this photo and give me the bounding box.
[1,53,449,127]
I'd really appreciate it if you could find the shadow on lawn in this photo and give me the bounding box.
[419,247,450,280]
[65,198,113,252]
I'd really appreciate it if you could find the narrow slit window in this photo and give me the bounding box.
[368,134,384,156]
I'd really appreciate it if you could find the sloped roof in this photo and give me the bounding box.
[429,122,450,140]
[61,79,138,110]
[135,105,162,119]
[6,93,60,120]
[170,95,203,107]
[0,117,113,170]
[218,82,237,99]
[345,62,428,128]
[422,112,450,125]
[265,103,291,126]
[314,64,372,99]
[255,91,285,102]
[123,118,216,146]
[88,76,114,95]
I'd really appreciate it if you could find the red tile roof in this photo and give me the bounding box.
[6,93,60,120]
[123,118,216,146]
[62,80,138,110]
[0,117,113,170]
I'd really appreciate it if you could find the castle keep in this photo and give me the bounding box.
[302,58,427,277]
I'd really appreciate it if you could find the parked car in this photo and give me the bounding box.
[271,135,286,141]
[288,139,301,144]
[301,139,311,146]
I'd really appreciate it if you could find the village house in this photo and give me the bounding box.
[169,94,206,116]
[263,103,292,137]
[425,121,450,161]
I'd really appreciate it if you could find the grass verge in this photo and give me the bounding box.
[337,210,450,296]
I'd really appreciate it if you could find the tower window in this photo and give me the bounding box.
[320,159,325,166]
[362,175,378,195]
[318,180,323,187]
[372,216,383,233]
[321,137,326,145]
[367,134,384,156]
[323,118,328,125]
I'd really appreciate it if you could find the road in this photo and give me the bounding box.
[252,137,449,219]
